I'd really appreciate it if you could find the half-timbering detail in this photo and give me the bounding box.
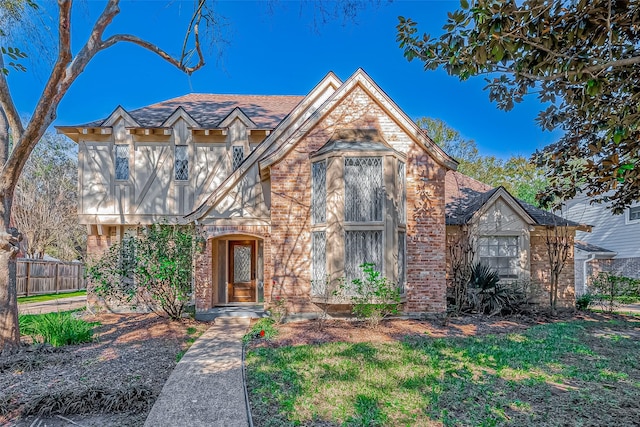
[58,69,581,317]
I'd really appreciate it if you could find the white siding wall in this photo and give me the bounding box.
[566,195,640,258]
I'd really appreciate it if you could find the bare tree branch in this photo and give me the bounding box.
[0,54,25,149]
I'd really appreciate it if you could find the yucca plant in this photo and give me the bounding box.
[467,263,509,315]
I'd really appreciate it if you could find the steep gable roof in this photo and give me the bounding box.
[445,170,582,227]
[185,71,343,221]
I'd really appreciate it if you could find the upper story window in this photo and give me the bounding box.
[115,145,129,180]
[629,206,640,222]
[232,146,244,171]
[175,145,188,181]
[311,161,326,224]
[478,236,519,279]
[344,157,383,222]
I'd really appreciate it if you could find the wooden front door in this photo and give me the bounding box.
[228,241,255,303]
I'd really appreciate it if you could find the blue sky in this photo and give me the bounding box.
[9,0,560,159]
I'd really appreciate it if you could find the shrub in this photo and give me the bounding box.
[337,263,402,328]
[19,311,97,347]
[269,296,288,324]
[589,272,640,313]
[87,224,196,320]
[243,318,278,344]
[467,263,527,315]
[576,293,595,311]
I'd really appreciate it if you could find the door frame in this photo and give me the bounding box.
[228,240,256,303]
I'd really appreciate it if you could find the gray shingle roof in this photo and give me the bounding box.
[445,171,581,227]
[574,240,616,254]
[81,94,305,129]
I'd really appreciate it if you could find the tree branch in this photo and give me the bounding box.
[101,32,205,75]
[0,55,25,150]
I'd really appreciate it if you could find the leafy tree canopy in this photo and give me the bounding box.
[418,117,547,205]
[398,0,640,213]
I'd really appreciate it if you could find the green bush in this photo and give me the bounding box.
[243,318,278,344]
[337,263,402,328]
[576,293,595,311]
[19,311,97,347]
[589,272,640,313]
[87,224,196,320]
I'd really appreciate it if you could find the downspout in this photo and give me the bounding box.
[582,254,596,296]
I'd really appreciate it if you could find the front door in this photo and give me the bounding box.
[228,241,255,303]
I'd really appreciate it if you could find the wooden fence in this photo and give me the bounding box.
[17,259,85,297]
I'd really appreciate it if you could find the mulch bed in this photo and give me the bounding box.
[0,312,209,426]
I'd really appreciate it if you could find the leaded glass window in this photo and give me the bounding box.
[344,230,382,284]
[115,145,129,180]
[175,145,188,181]
[232,146,244,171]
[233,245,252,283]
[344,157,383,222]
[311,231,327,296]
[312,161,326,224]
[478,236,519,279]
[398,161,406,224]
[398,231,406,293]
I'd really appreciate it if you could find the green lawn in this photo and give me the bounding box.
[17,290,86,305]
[246,320,640,426]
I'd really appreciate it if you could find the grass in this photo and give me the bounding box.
[243,318,279,344]
[19,310,98,347]
[246,320,640,426]
[175,324,205,362]
[18,290,86,305]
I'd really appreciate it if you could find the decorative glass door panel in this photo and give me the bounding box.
[229,241,255,303]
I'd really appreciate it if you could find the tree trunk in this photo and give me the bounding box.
[0,192,20,348]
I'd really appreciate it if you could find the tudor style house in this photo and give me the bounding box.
[58,69,579,316]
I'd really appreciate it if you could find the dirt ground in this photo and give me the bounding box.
[0,312,209,427]
[2,310,637,426]
[251,310,613,349]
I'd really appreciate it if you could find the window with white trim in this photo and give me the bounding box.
[175,145,188,181]
[629,206,640,222]
[115,145,129,180]
[478,236,520,279]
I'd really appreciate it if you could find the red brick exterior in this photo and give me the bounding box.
[404,144,448,313]
[269,85,448,315]
[530,229,576,307]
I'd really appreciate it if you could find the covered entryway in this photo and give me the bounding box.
[209,235,265,306]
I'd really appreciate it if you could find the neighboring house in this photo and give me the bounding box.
[57,69,579,316]
[565,195,640,294]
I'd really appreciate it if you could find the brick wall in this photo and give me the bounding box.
[269,85,448,315]
[530,229,576,308]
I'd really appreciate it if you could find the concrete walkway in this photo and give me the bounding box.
[144,317,251,427]
[18,295,87,315]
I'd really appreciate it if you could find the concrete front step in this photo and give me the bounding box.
[195,304,268,322]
